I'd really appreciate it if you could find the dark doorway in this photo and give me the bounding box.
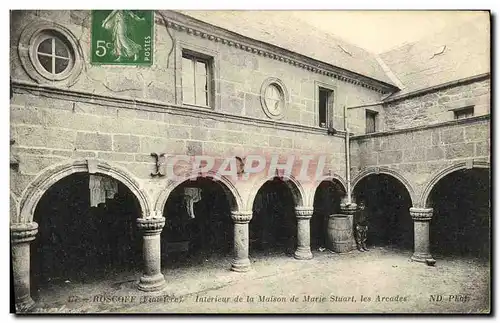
[353,174,413,250]
[250,178,297,255]
[311,181,345,249]
[31,173,141,295]
[428,168,490,259]
[162,177,234,268]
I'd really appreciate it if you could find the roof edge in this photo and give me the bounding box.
[383,72,490,104]
[375,54,406,90]
[161,10,399,94]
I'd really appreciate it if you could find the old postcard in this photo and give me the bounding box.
[9,9,490,314]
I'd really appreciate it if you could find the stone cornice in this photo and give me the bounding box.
[410,208,433,221]
[137,217,165,235]
[231,211,253,223]
[11,222,38,243]
[156,11,397,94]
[351,114,490,141]
[383,73,490,104]
[11,80,346,139]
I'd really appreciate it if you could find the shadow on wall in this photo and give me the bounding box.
[311,181,345,250]
[429,168,490,259]
[353,174,413,250]
[250,178,297,256]
[30,173,142,296]
[162,177,233,268]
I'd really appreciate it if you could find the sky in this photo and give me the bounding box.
[291,11,488,53]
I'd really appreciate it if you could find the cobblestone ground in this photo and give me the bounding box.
[28,246,490,314]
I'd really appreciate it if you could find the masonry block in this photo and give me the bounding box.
[403,147,426,163]
[191,128,209,141]
[412,131,432,147]
[359,153,378,167]
[378,150,402,165]
[426,146,445,161]
[97,152,136,162]
[441,127,465,144]
[269,136,282,148]
[465,125,489,142]
[140,137,185,154]
[13,126,76,150]
[444,142,475,159]
[186,141,203,156]
[167,125,191,139]
[72,150,97,158]
[475,141,490,157]
[75,132,112,151]
[113,135,140,153]
[221,96,244,115]
[18,155,65,175]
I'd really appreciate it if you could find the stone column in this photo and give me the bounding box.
[137,217,166,292]
[11,222,38,312]
[410,208,434,263]
[294,206,313,260]
[340,203,357,250]
[231,211,252,272]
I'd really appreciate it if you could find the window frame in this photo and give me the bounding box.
[451,106,475,120]
[365,109,378,134]
[260,77,289,120]
[314,81,337,129]
[181,52,211,107]
[34,32,73,78]
[18,21,84,86]
[175,41,220,110]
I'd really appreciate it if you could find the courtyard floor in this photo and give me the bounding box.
[27,246,490,314]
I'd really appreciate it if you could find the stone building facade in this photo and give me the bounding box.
[10,10,490,311]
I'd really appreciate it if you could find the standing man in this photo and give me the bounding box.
[355,201,369,252]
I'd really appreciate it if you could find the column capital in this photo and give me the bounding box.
[137,217,165,235]
[11,222,38,244]
[295,206,313,219]
[231,210,252,224]
[410,207,433,221]
[340,203,358,215]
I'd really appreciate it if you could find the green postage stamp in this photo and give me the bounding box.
[91,10,154,65]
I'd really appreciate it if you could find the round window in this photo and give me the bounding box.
[18,22,83,85]
[260,77,289,120]
[264,84,284,116]
[31,31,75,81]
[36,36,72,75]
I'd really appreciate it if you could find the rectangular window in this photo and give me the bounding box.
[366,110,378,133]
[454,106,474,120]
[319,87,333,128]
[182,52,210,107]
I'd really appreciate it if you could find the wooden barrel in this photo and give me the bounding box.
[327,214,353,253]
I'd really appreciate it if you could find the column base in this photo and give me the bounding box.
[294,247,313,260]
[411,252,435,263]
[231,258,251,272]
[137,273,166,292]
[15,296,35,313]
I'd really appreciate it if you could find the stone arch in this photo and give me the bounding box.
[351,167,417,206]
[17,159,151,224]
[308,174,348,207]
[420,160,490,208]
[247,173,306,209]
[154,170,243,215]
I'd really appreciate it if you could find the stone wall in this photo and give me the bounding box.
[10,10,385,131]
[10,10,390,219]
[383,78,490,131]
[350,115,490,207]
[10,87,349,218]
